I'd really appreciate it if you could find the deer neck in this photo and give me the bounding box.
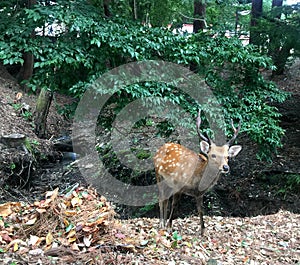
[197,162,222,193]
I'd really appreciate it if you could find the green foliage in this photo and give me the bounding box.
[10,163,16,171]
[56,102,78,119]
[134,149,151,160]
[0,0,289,159]
[286,174,300,195]
[171,231,182,248]
[171,31,288,158]
[259,173,300,199]
[156,121,175,138]
[119,0,194,27]
[207,0,250,32]
[271,173,300,198]
[30,139,40,146]
[12,103,33,121]
[21,110,33,121]
[136,195,158,217]
[12,103,22,111]
[24,138,40,158]
[253,4,300,74]
[147,0,193,27]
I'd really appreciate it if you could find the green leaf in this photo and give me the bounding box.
[65,223,74,233]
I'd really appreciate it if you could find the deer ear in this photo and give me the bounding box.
[200,141,210,154]
[228,145,242,157]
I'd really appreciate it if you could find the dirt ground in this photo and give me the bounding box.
[0,60,299,264]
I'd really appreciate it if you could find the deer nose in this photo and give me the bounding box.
[223,165,230,173]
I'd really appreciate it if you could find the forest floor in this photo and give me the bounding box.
[0,60,299,264]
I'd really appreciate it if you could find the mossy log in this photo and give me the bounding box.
[34,88,53,138]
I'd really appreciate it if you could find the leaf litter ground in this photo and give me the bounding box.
[0,186,299,264]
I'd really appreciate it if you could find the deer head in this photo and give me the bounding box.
[196,110,242,175]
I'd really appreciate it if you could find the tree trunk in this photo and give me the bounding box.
[193,0,206,33]
[103,0,111,17]
[272,0,283,18]
[190,1,206,73]
[34,88,53,138]
[272,0,283,8]
[269,0,288,75]
[133,0,137,20]
[249,0,263,45]
[272,43,292,75]
[18,52,34,86]
[18,0,36,91]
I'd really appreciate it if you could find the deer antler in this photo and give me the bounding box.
[196,109,210,143]
[227,119,241,146]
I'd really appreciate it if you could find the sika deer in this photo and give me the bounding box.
[154,110,242,234]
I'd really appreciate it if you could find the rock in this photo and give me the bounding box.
[0,133,26,148]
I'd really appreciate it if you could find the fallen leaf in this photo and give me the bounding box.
[28,235,40,246]
[71,242,80,251]
[82,226,93,232]
[115,232,126,239]
[18,246,29,254]
[35,208,47,214]
[63,218,70,227]
[68,236,77,243]
[67,230,76,238]
[28,248,44,256]
[13,242,19,252]
[88,246,98,252]
[1,232,13,243]
[66,224,75,233]
[45,188,59,201]
[83,235,92,247]
[25,217,37,225]
[0,203,12,217]
[64,210,77,216]
[140,240,149,246]
[46,232,53,245]
[81,191,90,199]
[75,224,83,232]
[6,239,25,250]
[71,197,82,207]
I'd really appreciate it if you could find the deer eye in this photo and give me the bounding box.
[211,154,216,158]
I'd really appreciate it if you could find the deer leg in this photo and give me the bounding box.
[159,198,169,228]
[157,173,167,228]
[196,195,205,235]
[166,193,180,228]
